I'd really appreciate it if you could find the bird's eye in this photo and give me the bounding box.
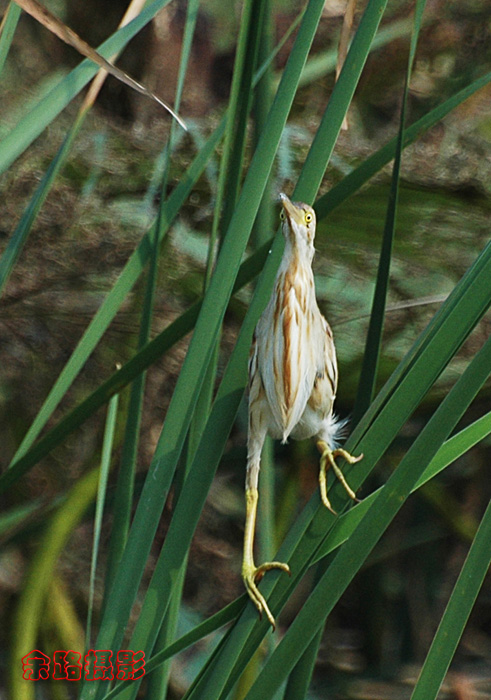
[280,210,285,221]
[305,213,313,224]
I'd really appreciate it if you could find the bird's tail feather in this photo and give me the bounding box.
[323,413,349,449]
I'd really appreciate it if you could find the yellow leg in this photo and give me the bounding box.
[242,488,290,629]
[316,440,363,514]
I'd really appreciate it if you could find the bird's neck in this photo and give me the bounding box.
[281,238,315,270]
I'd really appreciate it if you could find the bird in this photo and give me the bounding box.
[242,192,363,628]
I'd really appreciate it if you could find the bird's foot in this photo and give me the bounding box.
[316,440,363,513]
[242,559,291,629]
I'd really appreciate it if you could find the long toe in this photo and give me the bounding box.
[317,441,363,507]
[243,571,275,628]
[254,560,291,582]
[242,560,290,629]
[332,448,364,465]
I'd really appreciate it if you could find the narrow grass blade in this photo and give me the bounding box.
[154,0,199,200]
[416,411,491,488]
[0,2,21,74]
[245,336,491,699]
[353,0,426,422]
[0,500,44,539]
[139,2,202,697]
[46,576,85,653]
[145,564,187,699]
[295,0,389,202]
[219,0,265,237]
[252,2,277,617]
[145,600,243,675]
[9,467,100,700]
[102,349,144,602]
[298,17,413,88]
[410,498,491,700]
[0,118,82,296]
[283,631,322,700]
[208,0,254,246]
[86,391,120,647]
[252,0,274,248]
[80,0,148,111]
[101,600,244,700]
[255,6,304,87]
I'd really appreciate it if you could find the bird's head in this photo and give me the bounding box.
[279,193,316,260]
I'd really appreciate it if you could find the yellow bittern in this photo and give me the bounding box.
[242,193,363,628]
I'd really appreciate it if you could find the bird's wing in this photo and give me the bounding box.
[321,314,338,398]
[307,313,338,418]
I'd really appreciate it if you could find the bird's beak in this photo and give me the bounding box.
[279,193,303,227]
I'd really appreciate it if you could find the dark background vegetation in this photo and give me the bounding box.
[1,0,490,698]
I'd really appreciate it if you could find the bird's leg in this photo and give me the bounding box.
[316,440,363,514]
[242,456,290,629]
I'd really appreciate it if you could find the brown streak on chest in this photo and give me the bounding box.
[281,268,303,412]
[284,264,309,311]
[282,304,292,408]
[273,283,284,385]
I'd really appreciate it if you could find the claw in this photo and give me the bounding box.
[317,441,363,513]
[242,560,291,629]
